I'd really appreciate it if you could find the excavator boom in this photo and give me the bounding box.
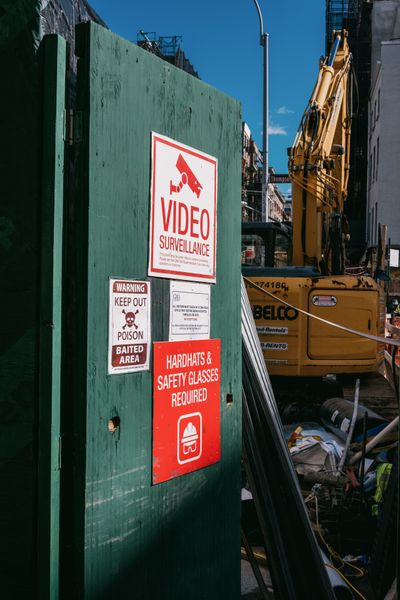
[289,31,352,275]
[242,30,385,378]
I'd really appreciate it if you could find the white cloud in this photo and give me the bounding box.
[268,122,287,136]
[259,117,288,136]
[277,105,294,115]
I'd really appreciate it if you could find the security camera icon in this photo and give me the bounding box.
[170,154,203,198]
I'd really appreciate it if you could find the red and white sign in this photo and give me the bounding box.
[108,279,151,375]
[148,132,218,283]
[152,339,221,484]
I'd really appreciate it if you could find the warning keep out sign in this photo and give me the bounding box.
[152,339,221,484]
[108,279,151,375]
[148,132,218,283]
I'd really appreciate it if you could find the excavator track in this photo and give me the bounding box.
[272,368,398,424]
[339,370,398,421]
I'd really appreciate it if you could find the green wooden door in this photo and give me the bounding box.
[0,8,65,595]
[66,22,242,600]
[37,34,66,600]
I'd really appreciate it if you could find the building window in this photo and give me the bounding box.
[369,154,372,187]
[376,137,379,179]
[373,146,376,183]
[375,202,378,246]
[355,146,363,158]
[371,206,375,245]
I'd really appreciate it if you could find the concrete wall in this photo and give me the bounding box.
[367,40,400,248]
[371,0,400,82]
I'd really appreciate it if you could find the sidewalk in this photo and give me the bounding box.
[241,556,273,599]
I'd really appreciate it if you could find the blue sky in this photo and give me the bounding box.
[90,1,325,174]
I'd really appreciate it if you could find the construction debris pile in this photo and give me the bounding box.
[284,391,398,599]
[241,279,398,599]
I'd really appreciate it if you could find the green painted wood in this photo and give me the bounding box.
[70,21,242,600]
[37,33,66,600]
[0,2,43,596]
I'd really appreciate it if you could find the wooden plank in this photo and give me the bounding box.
[37,34,66,600]
[72,21,242,599]
[0,3,42,595]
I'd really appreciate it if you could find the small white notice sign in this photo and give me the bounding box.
[108,279,151,375]
[169,281,210,341]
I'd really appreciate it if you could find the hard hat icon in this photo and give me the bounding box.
[181,422,199,455]
[177,413,202,465]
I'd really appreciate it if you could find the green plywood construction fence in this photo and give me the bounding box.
[0,6,65,598]
[63,21,243,600]
[0,8,242,596]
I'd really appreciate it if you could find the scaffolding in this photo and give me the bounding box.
[325,0,363,51]
[137,31,199,78]
[325,0,373,262]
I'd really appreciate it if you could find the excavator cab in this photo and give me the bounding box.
[241,222,292,269]
[242,220,384,377]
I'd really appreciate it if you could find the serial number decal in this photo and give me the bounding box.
[253,304,299,321]
[254,281,289,291]
[256,326,289,335]
[261,342,288,351]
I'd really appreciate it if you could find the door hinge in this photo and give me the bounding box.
[63,109,83,145]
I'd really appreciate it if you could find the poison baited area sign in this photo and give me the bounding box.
[152,339,221,484]
[108,279,151,375]
[148,132,218,283]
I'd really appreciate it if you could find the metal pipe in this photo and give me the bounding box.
[359,410,368,503]
[327,33,341,67]
[336,378,360,475]
[310,33,341,111]
[262,32,269,222]
[252,1,269,221]
[349,416,400,466]
[252,0,264,38]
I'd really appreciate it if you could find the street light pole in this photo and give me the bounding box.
[252,0,269,222]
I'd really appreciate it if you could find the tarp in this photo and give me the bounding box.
[40,0,106,39]
[0,1,106,50]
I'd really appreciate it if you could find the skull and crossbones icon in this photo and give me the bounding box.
[122,309,139,329]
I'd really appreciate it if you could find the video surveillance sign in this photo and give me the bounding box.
[148,132,218,283]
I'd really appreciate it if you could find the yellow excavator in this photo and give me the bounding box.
[242,30,385,379]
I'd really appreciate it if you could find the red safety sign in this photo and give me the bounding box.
[152,339,221,484]
[148,132,218,283]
